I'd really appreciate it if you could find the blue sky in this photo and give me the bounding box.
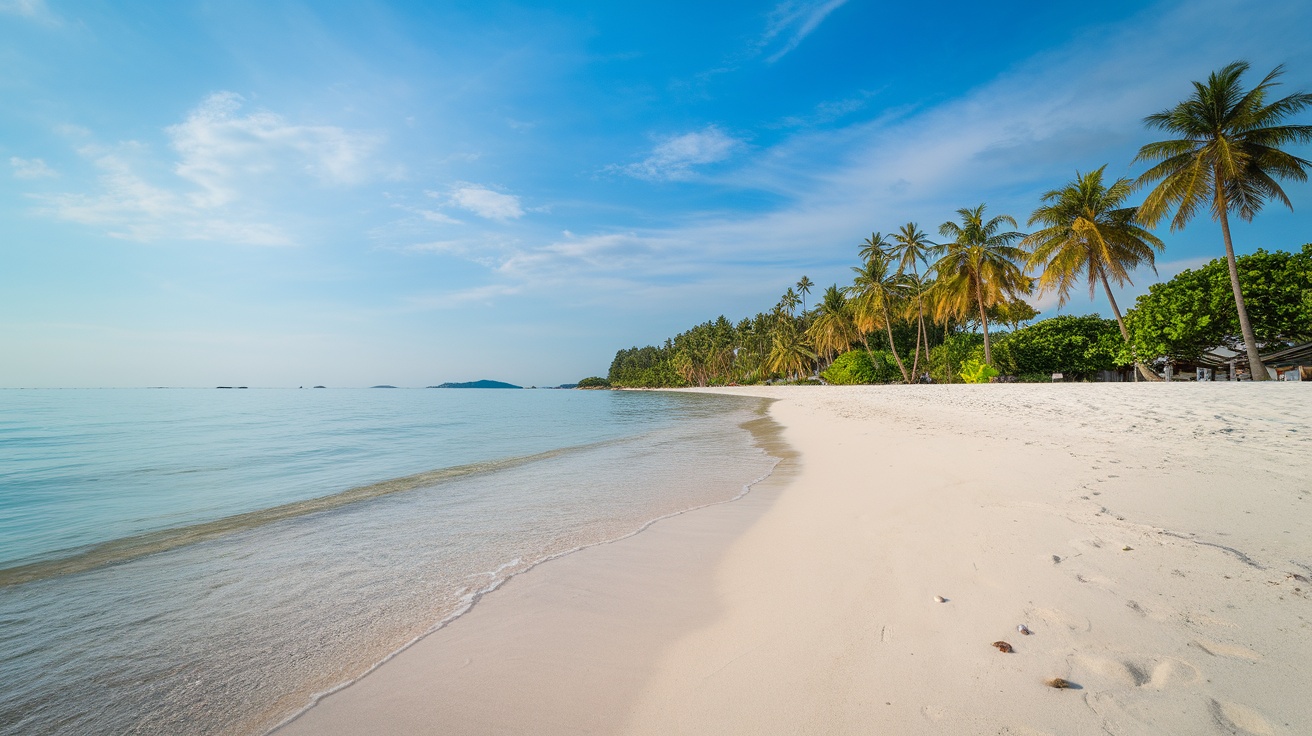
[2,0,1311,387]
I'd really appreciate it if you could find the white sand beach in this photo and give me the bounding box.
[277,384,1311,736]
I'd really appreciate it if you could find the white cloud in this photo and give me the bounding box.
[0,0,56,23]
[414,208,463,225]
[28,92,381,245]
[758,0,849,63]
[622,126,743,181]
[167,92,378,207]
[10,156,57,179]
[401,284,522,310]
[446,185,524,221]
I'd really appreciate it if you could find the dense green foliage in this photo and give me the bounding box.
[820,350,904,384]
[575,376,610,388]
[958,359,999,383]
[1121,245,1312,363]
[991,315,1125,379]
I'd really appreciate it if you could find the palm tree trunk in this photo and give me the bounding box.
[1097,268,1161,382]
[1215,188,1269,380]
[910,320,922,376]
[975,275,992,366]
[881,305,911,383]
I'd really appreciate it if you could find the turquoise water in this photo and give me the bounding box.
[0,389,778,735]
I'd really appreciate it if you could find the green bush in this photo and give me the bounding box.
[822,349,905,384]
[959,358,999,384]
[576,376,610,389]
[990,314,1123,379]
[928,333,985,382]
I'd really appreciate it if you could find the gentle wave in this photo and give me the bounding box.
[268,410,788,735]
[0,439,623,588]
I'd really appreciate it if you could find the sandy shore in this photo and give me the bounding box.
[277,384,1311,735]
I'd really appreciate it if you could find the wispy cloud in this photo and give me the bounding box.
[758,0,850,63]
[27,92,381,245]
[10,156,57,179]
[0,0,58,24]
[443,185,525,221]
[618,126,743,181]
[167,92,379,207]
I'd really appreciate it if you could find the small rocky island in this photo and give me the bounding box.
[428,380,522,389]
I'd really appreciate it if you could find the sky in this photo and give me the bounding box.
[2,0,1311,387]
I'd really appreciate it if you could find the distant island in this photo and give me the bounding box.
[427,380,522,389]
[370,385,398,389]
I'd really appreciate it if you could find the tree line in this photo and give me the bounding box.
[605,61,1312,387]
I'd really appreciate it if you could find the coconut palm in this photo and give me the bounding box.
[848,251,911,383]
[934,204,1029,367]
[888,223,938,376]
[806,284,858,368]
[781,287,801,317]
[1134,61,1312,380]
[859,232,891,264]
[1024,166,1165,380]
[796,275,814,316]
[767,319,815,381]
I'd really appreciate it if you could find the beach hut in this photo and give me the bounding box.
[1260,342,1312,381]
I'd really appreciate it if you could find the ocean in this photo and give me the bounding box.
[0,388,779,735]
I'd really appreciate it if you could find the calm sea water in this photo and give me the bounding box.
[0,389,778,735]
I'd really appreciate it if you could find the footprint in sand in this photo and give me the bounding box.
[1027,607,1091,632]
[1076,655,1200,689]
[1210,699,1275,735]
[1191,640,1262,661]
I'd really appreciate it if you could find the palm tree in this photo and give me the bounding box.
[1024,166,1165,380]
[934,204,1029,367]
[796,276,814,316]
[848,251,911,383]
[781,287,801,317]
[1134,61,1312,380]
[806,284,858,368]
[888,223,938,377]
[767,319,815,381]
[859,232,891,263]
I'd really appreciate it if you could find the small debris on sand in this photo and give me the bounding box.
[933,595,946,603]
[1017,624,1031,635]
[1123,545,1134,551]
[1045,678,1071,689]
[992,641,1014,653]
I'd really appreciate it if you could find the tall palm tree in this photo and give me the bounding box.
[859,232,892,263]
[1024,166,1165,380]
[767,319,815,381]
[934,204,1029,367]
[848,251,911,383]
[781,287,801,317]
[796,275,814,316]
[1134,61,1312,380]
[888,223,938,376]
[806,284,858,368]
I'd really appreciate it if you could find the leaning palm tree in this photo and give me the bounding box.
[934,204,1029,367]
[1134,61,1312,380]
[805,284,858,368]
[1024,166,1165,380]
[888,223,938,376]
[848,252,911,383]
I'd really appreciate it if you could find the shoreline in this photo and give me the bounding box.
[270,402,794,735]
[276,384,1311,735]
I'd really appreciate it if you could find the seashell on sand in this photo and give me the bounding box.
[991,641,1013,653]
[933,595,946,603]
[1017,624,1031,635]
